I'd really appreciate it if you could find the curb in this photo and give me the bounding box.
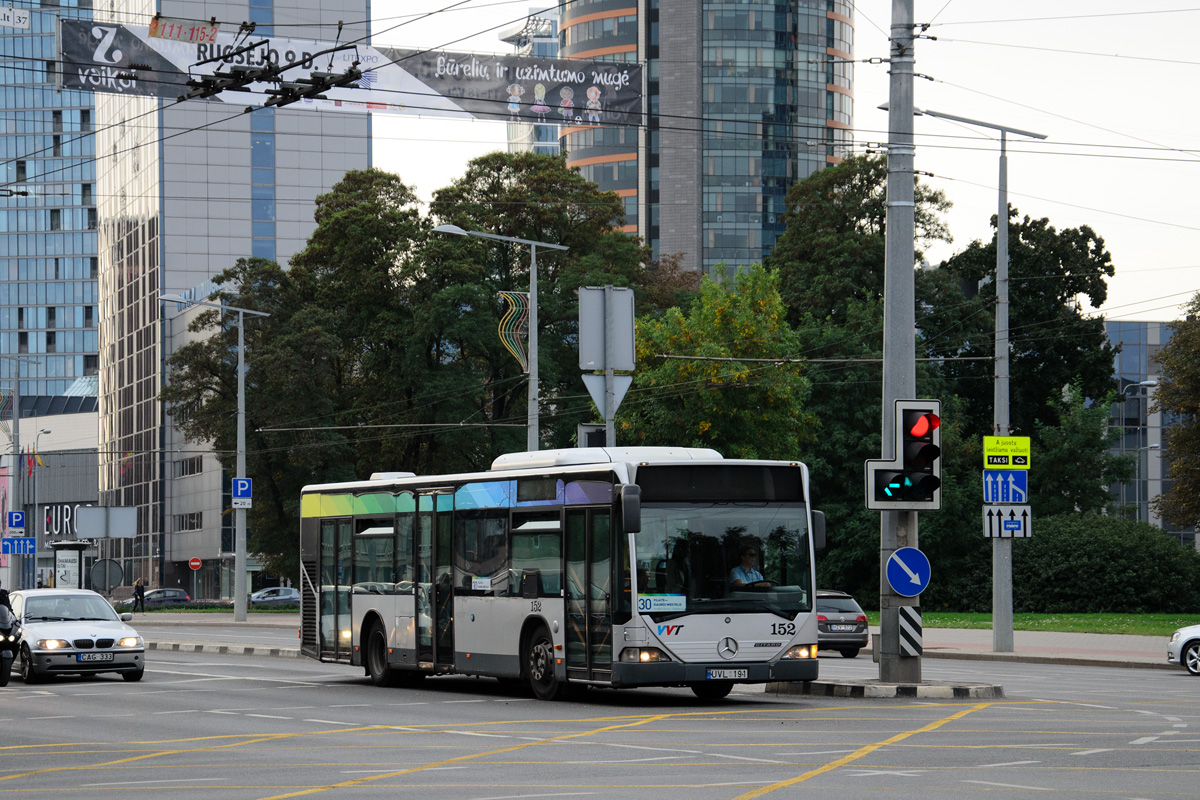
[768,680,1004,699]
[919,648,1174,671]
[148,641,302,658]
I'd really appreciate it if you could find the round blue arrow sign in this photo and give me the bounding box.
[886,546,931,597]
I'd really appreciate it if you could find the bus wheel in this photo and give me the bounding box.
[525,626,565,701]
[366,624,399,687]
[691,681,733,701]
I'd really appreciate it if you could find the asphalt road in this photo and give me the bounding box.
[1,651,1196,799]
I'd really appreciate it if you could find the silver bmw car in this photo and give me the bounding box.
[8,588,145,683]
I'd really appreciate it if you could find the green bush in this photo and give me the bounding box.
[1013,514,1200,613]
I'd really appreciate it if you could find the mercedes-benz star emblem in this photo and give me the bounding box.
[718,637,739,659]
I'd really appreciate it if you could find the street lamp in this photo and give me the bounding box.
[33,428,49,554]
[161,293,270,622]
[0,352,40,588]
[432,224,569,451]
[917,106,1046,654]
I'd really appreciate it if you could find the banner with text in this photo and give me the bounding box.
[59,19,643,125]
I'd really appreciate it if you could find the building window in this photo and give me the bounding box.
[47,307,56,328]
[18,332,27,354]
[84,306,94,327]
[80,110,91,131]
[175,512,203,531]
[46,331,56,353]
[16,161,25,181]
[84,354,98,375]
[175,456,203,477]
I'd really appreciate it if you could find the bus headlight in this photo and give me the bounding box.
[781,645,817,660]
[619,647,672,663]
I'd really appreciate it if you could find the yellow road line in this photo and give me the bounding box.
[257,715,671,800]
[731,702,994,799]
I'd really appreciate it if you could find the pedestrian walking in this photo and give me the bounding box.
[132,578,146,612]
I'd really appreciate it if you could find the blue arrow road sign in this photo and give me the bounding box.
[1,537,36,555]
[886,547,931,597]
[7,510,24,529]
[982,469,1028,503]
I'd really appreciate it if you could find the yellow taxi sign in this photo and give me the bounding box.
[983,436,1031,470]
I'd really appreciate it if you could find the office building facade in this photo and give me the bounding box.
[1105,321,1191,548]
[0,1,100,398]
[95,0,371,594]
[556,0,854,271]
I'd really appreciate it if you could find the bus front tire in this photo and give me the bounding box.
[525,626,566,701]
[691,681,733,700]
[366,624,400,687]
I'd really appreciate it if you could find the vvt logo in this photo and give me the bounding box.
[90,26,123,64]
[657,624,685,636]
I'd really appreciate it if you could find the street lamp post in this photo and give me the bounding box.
[1136,444,1161,523]
[916,107,1046,654]
[161,293,270,622]
[432,224,569,451]
[0,353,39,588]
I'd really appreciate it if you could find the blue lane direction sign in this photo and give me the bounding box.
[7,510,24,529]
[886,547,931,597]
[1,536,36,554]
[232,477,252,509]
[982,469,1028,504]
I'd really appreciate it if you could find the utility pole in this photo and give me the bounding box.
[879,0,918,684]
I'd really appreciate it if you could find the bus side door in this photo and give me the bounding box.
[565,508,613,682]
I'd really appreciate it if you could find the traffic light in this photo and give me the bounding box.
[865,400,942,510]
[900,408,941,502]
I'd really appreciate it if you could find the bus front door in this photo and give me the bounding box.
[416,493,455,670]
[565,508,613,682]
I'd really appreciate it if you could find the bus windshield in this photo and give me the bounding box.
[626,502,813,620]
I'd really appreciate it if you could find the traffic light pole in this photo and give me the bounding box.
[879,0,918,684]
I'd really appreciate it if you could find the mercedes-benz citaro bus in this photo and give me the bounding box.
[298,447,825,700]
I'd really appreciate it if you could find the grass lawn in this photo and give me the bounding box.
[862,612,1198,638]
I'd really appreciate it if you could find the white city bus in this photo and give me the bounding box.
[298,447,825,700]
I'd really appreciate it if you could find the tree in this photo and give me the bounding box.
[766,154,950,326]
[426,151,651,449]
[1152,294,1200,528]
[620,265,816,459]
[924,208,1118,438]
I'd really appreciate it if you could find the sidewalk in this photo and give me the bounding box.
[129,613,1174,671]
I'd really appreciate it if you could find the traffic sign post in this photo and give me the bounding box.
[886,547,931,597]
[983,505,1031,538]
[232,477,252,509]
[982,470,1028,504]
[1,537,36,555]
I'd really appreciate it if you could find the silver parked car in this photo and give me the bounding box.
[250,586,300,607]
[9,588,145,683]
[1168,623,1200,675]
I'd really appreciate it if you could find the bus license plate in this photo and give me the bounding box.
[77,652,114,662]
[830,624,856,632]
[706,669,747,680]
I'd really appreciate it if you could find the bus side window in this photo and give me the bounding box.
[511,531,561,597]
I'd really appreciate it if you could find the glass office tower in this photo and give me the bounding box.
[96,0,371,593]
[0,0,99,400]
[559,0,854,271]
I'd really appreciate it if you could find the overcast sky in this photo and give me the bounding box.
[370,1,1200,323]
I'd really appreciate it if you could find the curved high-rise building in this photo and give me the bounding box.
[557,0,853,271]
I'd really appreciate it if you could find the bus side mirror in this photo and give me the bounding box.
[620,485,641,533]
[812,510,826,551]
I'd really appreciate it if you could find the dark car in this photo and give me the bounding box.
[816,589,870,658]
[116,587,191,609]
[249,587,300,607]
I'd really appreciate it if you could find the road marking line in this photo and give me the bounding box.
[1129,736,1159,745]
[472,793,594,800]
[730,702,994,799]
[28,716,75,720]
[978,760,1041,767]
[255,714,673,800]
[708,753,789,764]
[964,780,1051,791]
[304,719,360,725]
[776,750,856,756]
[446,731,508,738]
[83,778,226,787]
[1071,749,1113,756]
[246,714,292,719]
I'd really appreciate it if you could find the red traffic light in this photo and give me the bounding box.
[908,412,940,439]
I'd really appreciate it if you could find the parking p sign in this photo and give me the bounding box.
[232,477,252,509]
[7,510,24,529]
